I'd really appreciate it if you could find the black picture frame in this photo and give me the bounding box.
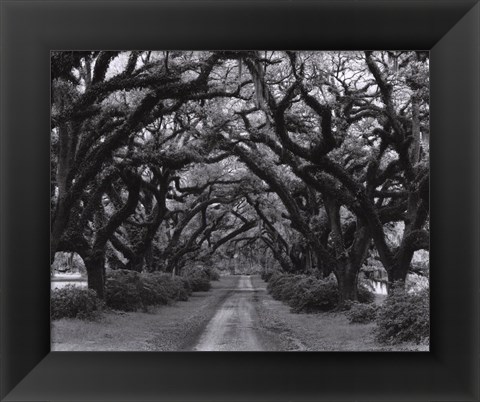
[1,0,479,400]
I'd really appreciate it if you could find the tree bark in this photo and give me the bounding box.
[336,261,359,304]
[84,251,106,299]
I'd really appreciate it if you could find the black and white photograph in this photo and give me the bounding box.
[50,50,430,352]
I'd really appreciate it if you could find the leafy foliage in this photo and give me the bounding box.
[182,265,216,290]
[207,268,221,281]
[105,269,195,311]
[105,269,143,311]
[140,272,190,305]
[267,273,302,302]
[51,252,86,275]
[268,273,339,312]
[268,272,375,313]
[288,275,339,313]
[357,285,375,304]
[51,285,103,320]
[346,303,378,324]
[185,275,211,292]
[375,287,430,344]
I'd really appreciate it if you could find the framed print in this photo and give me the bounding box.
[1,0,479,401]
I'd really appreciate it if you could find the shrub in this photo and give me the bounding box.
[181,264,213,292]
[206,268,220,281]
[267,273,378,314]
[180,277,193,296]
[105,269,143,311]
[141,272,191,305]
[347,302,378,324]
[187,275,211,292]
[170,276,191,301]
[105,269,194,311]
[376,287,430,344]
[51,285,103,320]
[139,272,171,306]
[357,285,375,304]
[183,264,208,278]
[267,273,339,313]
[288,275,339,313]
[267,273,297,301]
[278,275,305,301]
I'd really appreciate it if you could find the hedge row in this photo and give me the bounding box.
[51,268,214,320]
[266,272,375,313]
[105,270,193,312]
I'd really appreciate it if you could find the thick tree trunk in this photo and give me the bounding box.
[387,266,407,291]
[334,219,371,304]
[387,251,412,291]
[386,198,428,291]
[84,252,106,299]
[336,261,359,305]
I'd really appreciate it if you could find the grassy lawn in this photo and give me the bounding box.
[52,308,167,351]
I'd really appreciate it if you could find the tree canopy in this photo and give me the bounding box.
[51,50,429,302]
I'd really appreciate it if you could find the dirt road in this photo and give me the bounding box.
[53,275,423,351]
[191,275,281,351]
